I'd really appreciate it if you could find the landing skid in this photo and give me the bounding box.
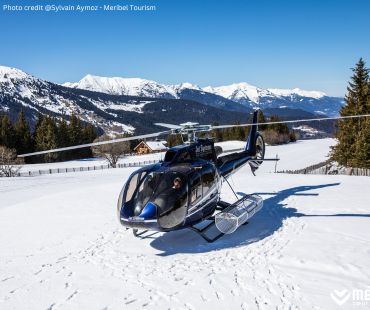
[188,199,250,243]
[133,228,148,237]
[189,216,249,243]
[188,218,224,243]
[132,194,259,243]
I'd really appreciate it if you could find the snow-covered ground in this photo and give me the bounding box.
[1,138,369,310]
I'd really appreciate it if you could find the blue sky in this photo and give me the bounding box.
[1,0,369,96]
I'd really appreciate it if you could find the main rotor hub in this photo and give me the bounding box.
[172,123,212,143]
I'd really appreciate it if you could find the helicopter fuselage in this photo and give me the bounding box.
[117,111,263,232]
[117,136,261,232]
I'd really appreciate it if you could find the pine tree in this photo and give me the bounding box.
[211,122,223,142]
[81,124,97,158]
[167,134,183,147]
[56,118,71,161]
[68,114,84,158]
[34,116,58,162]
[14,111,33,155]
[269,115,290,135]
[353,118,370,168]
[331,58,370,167]
[257,110,268,131]
[0,115,16,149]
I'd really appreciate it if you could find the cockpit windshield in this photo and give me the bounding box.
[125,169,188,228]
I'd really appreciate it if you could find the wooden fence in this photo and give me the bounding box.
[17,160,160,177]
[278,160,370,176]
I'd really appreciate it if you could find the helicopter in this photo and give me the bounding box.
[115,110,275,241]
[18,111,370,242]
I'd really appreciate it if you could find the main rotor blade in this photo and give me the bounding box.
[154,123,182,129]
[211,114,370,129]
[18,130,171,158]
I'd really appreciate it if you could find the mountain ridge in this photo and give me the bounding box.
[64,73,344,116]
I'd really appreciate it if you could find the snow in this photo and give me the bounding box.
[86,97,151,114]
[204,82,268,103]
[3,139,368,309]
[268,87,326,99]
[63,72,328,105]
[174,82,202,91]
[64,74,178,98]
[0,66,32,82]
[142,141,168,151]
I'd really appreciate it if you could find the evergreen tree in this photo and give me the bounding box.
[34,116,58,162]
[68,114,84,159]
[81,124,97,158]
[167,134,183,147]
[257,110,268,131]
[14,111,33,155]
[269,115,290,135]
[353,118,370,168]
[331,58,370,167]
[211,122,223,142]
[56,118,71,161]
[0,115,16,149]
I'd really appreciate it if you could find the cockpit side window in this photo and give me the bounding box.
[202,166,216,194]
[155,172,188,229]
[164,150,177,162]
[190,172,202,204]
[124,173,140,203]
[177,151,192,161]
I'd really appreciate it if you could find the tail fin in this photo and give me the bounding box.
[245,110,258,155]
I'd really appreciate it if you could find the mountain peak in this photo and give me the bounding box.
[64,74,178,98]
[175,82,202,91]
[0,65,32,81]
[267,87,326,99]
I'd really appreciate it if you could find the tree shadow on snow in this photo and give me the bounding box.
[150,182,370,256]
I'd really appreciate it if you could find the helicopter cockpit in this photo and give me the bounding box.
[118,159,220,231]
[118,166,189,230]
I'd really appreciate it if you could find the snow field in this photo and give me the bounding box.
[1,138,369,309]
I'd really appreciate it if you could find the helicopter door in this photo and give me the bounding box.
[153,172,188,229]
[201,166,216,195]
[190,172,202,204]
[188,172,202,214]
[200,166,217,216]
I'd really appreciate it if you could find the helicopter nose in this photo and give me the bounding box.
[138,202,157,219]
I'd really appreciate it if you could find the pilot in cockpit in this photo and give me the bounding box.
[172,177,182,189]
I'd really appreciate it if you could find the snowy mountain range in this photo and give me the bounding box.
[0,66,254,134]
[0,65,343,135]
[64,75,344,116]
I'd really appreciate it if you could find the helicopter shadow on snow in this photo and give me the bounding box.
[149,182,369,256]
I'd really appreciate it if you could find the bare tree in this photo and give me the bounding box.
[92,134,131,168]
[0,146,23,177]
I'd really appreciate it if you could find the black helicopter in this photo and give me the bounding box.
[116,110,273,241]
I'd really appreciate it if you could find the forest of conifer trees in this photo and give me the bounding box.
[0,112,97,163]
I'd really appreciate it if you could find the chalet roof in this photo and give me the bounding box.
[134,140,168,151]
